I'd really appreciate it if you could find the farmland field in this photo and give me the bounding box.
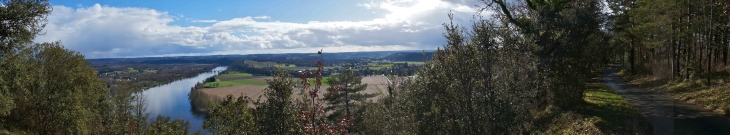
[216,72,253,81]
[361,76,390,98]
[202,76,389,102]
[201,85,268,100]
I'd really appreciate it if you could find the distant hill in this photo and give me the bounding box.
[86,50,436,66]
[384,52,434,62]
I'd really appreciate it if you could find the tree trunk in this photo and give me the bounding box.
[721,29,730,66]
[629,38,636,75]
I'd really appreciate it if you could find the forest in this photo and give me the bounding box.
[1,0,729,134]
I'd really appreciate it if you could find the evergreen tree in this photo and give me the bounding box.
[323,66,377,121]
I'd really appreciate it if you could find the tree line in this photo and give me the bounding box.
[607,0,730,83]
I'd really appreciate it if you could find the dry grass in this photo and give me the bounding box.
[648,79,729,115]
[201,76,390,104]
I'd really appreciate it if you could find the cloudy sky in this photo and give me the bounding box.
[35,0,488,58]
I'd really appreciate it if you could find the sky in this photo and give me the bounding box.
[34,0,488,58]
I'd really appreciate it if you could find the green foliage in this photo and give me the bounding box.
[1,42,110,134]
[252,69,304,134]
[206,76,217,82]
[189,82,220,116]
[0,0,52,118]
[0,0,51,54]
[487,0,607,108]
[323,67,377,121]
[147,115,192,135]
[357,79,418,134]
[402,16,537,134]
[204,95,256,134]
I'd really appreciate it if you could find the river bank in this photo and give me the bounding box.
[140,66,227,133]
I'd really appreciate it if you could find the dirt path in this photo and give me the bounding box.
[603,66,730,134]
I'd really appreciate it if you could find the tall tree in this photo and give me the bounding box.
[485,0,606,108]
[0,0,51,117]
[323,66,376,121]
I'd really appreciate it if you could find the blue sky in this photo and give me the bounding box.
[36,0,487,58]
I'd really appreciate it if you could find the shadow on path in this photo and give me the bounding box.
[603,66,730,135]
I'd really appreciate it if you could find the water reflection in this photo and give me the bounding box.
[140,66,227,132]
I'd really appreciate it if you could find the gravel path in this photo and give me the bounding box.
[603,66,730,134]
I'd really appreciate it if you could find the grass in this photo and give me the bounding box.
[204,79,268,87]
[216,72,252,79]
[535,68,652,134]
[665,82,730,114]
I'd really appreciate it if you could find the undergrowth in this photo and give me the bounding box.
[533,68,652,134]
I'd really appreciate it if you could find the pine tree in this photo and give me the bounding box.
[323,66,377,121]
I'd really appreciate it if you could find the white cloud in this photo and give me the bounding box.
[253,15,270,19]
[191,19,218,23]
[37,1,485,58]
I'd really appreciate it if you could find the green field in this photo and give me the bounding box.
[204,79,268,87]
[216,72,252,79]
[204,71,262,87]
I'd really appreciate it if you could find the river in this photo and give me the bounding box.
[140,66,227,133]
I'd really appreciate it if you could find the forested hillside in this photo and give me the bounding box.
[0,0,193,134]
